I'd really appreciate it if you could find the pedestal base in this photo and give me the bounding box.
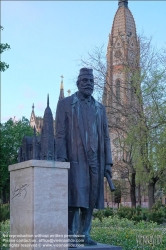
[9,160,70,250]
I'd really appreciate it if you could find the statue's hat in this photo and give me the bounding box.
[78,68,93,77]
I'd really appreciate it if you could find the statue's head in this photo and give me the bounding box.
[76,68,94,97]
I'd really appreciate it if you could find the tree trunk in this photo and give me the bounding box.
[138,183,141,206]
[130,172,136,208]
[148,182,155,209]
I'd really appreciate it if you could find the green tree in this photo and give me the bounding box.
[0,117,34,203]
[126,37,166,208]
[0,26,10,72]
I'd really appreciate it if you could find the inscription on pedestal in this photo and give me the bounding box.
[11,184,29,200]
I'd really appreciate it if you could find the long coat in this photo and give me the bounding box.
[55,92,113,209]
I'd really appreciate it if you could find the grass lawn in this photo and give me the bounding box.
[91,216,166,250]
[1,217,166,249]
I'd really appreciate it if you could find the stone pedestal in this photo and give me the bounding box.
[9,160,70,250]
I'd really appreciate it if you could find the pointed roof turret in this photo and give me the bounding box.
[59,75,65,100]
[41,95,54,160]
[44,94,52,117]
[42,95,54,135]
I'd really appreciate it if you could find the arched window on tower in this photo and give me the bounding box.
[116,79,121,103]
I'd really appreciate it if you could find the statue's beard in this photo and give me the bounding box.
[79,86,94,97]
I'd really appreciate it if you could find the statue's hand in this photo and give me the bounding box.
[57,158,66,162]
[104,164,112,178]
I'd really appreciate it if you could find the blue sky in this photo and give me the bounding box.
[1,1,166,123]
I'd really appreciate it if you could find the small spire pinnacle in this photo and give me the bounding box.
[118,0,128,8]
[59,76,65,100]
[32,103,34,111]
[47,94,49,107]
[60,75,64,90]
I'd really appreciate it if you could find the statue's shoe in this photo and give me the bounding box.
[84,236,97,246]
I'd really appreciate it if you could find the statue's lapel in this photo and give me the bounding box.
[71,93,80,123]
[71,93,86,150]
[94,98,102,135]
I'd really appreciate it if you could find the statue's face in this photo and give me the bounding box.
[77,74,94,97]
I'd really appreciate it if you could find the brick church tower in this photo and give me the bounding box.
[104,0,141,205]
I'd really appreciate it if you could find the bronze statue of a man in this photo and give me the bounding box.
[55,68,113,246]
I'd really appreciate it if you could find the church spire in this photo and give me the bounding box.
[47,94,49,107]
[41,95,54,160]
[118,0,128,8]
[60,75,64,90]
[59,75,65,100]
[30,103,36,128]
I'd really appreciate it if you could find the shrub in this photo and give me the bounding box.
[102,202,166,224]
[93,207,115,222]
[0,220,10,249]
[116,205,136,220]
[147,210,165,224]
[0,204,10,222]
[147,201,166,224]
[93,209,104,222]
[103,207,114,218]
